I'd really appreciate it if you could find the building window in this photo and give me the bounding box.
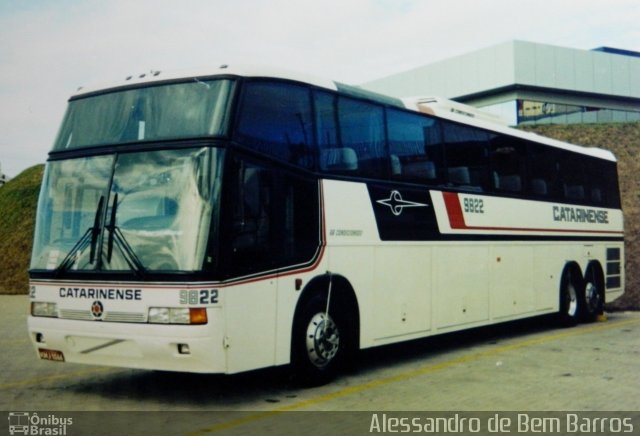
[516,99,640,125]
[478,99,640,126]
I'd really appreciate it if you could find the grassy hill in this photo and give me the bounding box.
[0,164,44,294]
[1,123,638,309]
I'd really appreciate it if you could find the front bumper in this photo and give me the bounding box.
[27,308,226,373]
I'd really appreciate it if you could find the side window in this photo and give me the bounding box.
[559,151,586,202]
[222,155,320,278]
[601,161,621,208]
[225,158,274,275]
[442,122,490,191]
[584,157,620,208]
[490,136,526,193]
[387,108,443,184]
[336,96,386,178]
[281,172,320,265]
[235,81,314,168]
[528,144,561,199]
[314,91,339,150]
[602,161,621,209]
[531,149,620,207]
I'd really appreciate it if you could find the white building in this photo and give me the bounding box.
[363,41,640,126]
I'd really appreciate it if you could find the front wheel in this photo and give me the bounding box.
[291,294,350,386]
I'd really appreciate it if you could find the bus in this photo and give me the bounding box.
[28,65,624,384]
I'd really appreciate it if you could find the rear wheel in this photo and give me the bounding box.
[558,266,583,327]
[582,264,604,322]
[291,293,350,386]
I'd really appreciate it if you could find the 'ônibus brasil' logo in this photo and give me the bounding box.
[377,190,429,216]
[91,301,104,319]
[8,412,73,435]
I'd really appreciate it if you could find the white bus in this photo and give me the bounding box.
[28,66,624,384]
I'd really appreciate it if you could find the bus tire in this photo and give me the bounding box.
[558,264,583,327]
[582,263,604,323]
[291,293,350,386]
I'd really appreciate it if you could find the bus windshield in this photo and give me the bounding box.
[31,147,223,273]
[53,79,234,150]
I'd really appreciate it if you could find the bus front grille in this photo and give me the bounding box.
[59,309,146,323]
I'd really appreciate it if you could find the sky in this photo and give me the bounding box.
[1,0,639,178]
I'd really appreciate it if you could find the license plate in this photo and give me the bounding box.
[38,348,65,362]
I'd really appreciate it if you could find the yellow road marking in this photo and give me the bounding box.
[187,317,640,435]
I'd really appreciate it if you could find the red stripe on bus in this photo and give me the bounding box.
[442,192,467,229]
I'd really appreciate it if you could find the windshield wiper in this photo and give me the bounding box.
[105,193,147,278]
[55,196,105,275]
[106,193,118,262]
[89,196,105,263]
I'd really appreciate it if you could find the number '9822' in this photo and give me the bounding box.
[180,289,219,305]
[463,197,484,214]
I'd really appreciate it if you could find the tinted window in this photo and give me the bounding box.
[314,91,339,150]
[583,156,620,208]
[222,155,319,277]
[387,108,443,184]
[490,136,527,193]
[525,142,619,208]
[54,80,235,150]
[442,122,490,191]
[559,151,587,202]
[235,81,314,168]
[336,96,386,178]
[528,144,561,199]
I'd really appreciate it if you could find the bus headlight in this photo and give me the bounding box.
[148,307,170,324]
[31,302,58,318]
[168,308,190,324]
[148,307,207,325]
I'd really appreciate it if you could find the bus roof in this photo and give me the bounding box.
[72,64,406,107]
[71,64,340,97]
[403,97,617,162]
[70,65,616,163]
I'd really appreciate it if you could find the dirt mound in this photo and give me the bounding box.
[0,164,44,294]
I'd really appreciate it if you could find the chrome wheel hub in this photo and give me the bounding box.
[306,312,340,368]
[566,283,578,317]
[585,281,600,311]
